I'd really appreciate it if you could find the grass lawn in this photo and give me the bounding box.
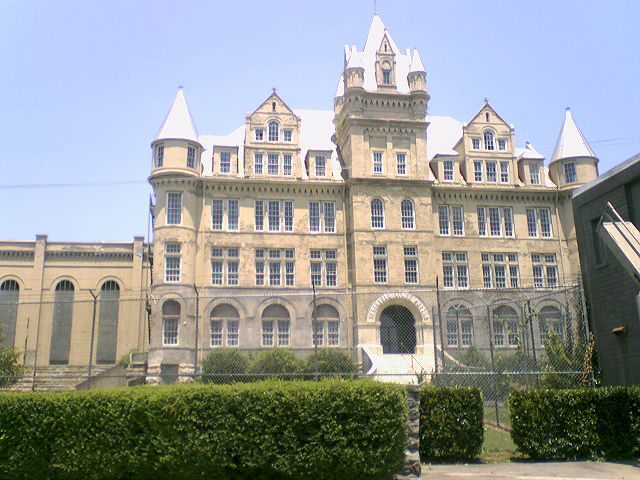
[481,425,525,463]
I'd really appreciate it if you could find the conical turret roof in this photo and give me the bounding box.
[154,88,199,143]
[346,45,363,69]
[409,49,425,73]
[550,108,596,164]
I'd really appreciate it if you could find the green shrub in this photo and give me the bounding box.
[509,387,640,460]
[420,386,483,462]
[247,349,305,380]
[201,349,249,384]
[305,349,357,378]
[0,380,407,479]
[0,330,22,388]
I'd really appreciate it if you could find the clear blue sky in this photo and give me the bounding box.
[1,0,638,242]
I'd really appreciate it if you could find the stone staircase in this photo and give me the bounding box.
[6,365,112,392]
[361,345,434,384]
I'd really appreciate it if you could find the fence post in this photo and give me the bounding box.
[486,305,500,428]
[577,274,594,387]
[394,385,421,479]
[436,277,445,371]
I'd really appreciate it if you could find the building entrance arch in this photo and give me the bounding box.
[380,305,416,354]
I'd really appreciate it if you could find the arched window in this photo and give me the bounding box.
[96,280,120,364]
[162,300,180,346]
[50,280,75,365]
[539,305,563,342]
[492,305,518,347]
[446,305,473,347]
[483,130,495,150]
[262,304,290,347]
[0,280,19,347]
[210,304,240,347]
[312,304,340,347]
[401,199,415,229]
[371,199,385,229]
[268,121,279,142]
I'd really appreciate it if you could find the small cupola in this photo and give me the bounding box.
[151,88,202,175]
[344,45,365,90]
[548,108,598,188]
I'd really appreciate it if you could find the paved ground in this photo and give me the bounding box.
[421,461,640,479]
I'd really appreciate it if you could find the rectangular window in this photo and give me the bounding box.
[532,253,558,288]
[373,246,387,283]
[438,205,450,235]
[327,320,339,346]
[326,258,337,286]
[474,161,483,182]
[211,250,223,285]
[310,249,338,287]
[285,261,295,286]
[498,138,507,151]
[477,207,487,236]
[443,160,454,181]
[255,128,264,141]
[255,201,264,231]
[156,144,164,167]
[382,70,391,84]
[472,138,481,149]
[255,250,265,286]
[315,156,326,177]
[284,201,293,232]
[269,261,281,286]
[163,317,179,346]
[529,163,540,184]
[503,208,514,237]
[166,192,182,224]
[539,208,552,238]
[396,153,407,175]
[489,207,501,236]
[220,151,231,173]
[309,201,320,232]
[526,208,538,237]
[254,153,263,174]
[210,320,223,347]
[268,201,280,232]
[564,162,577,183]
[256,248,295,288]
[486,162,497,182]
[373,152,383,174]
[211,199,224,230]
[283,129,292,142]
[500,161,510,183]
[228,200,239,231]
[268,153,279,175]
[442,252,468,289]
[210,247,239,286]
[324,202,336,233]
[283,154,292,176]
[452,206,464,236]
[404,246,418,284]
[262,320,273,346]
[187,146,196,168]
[165,243,181,282]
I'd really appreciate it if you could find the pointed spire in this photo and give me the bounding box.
[364,14,386,52]
[346,45,363,69]
[335,75,345,97]
[550,108,596,163]
[154,88,199,143]
[409,48,425,73]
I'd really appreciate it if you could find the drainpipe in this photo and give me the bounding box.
[87,289,98,389]
[194,284,199,380]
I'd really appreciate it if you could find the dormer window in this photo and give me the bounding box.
[498,139,507,151]
[255,128,264,141]
[155,144,164,167]
[268,121,279,142]
[529,163,541,185]
[283,129,292,142]
[315,156,326,177]
[483,130,495,150]
[220,152,231,174]
[187,146,196,168]
[382,69,391,84]
[443,160,454,181]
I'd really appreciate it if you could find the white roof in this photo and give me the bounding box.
[550,108,597,164]
[335,75,344,97]
[410,49,425,73]
[199,125,246,176]
[154,88,199,143]
[426,116,463,160]
[516,141,545,160]
[346,45,363,69]
[352,15,414,94]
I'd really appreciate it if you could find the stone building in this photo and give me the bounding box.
[0,15,599,384]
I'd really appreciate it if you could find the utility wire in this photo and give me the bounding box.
[0,180,147,190]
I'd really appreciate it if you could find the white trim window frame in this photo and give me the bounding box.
[166,192,183,225]
[473,160,483,182]
[371,199,385,229]
[187,145,196,169]
[373,246,387,283]
[373,151,384,174]
[283,153,292,176]
[219,151,232,174]
[532,253,559,288]
[526,207,553,238]
[529,163,541,185]
[500,161,510,183]
[401,199,415,230]
[404,245,419,284]
[254,153,264,175]
[255,248,295,287]
[482,253,519,288]
[477,206,514,238]
[164,243,181,283]
[310,249,338,287]
[486,161,497,182]
[255,200,294,233]
[155,144,164,167]
[396,152,407,175]
[443,160,454,181]
[314,155,326,177]
[254,128,264,141]
[211,247,240,286]
[442,252,468,289]
[211,199,240,231]
[308,201,336,233]
[439,205,464,236]
[267,153,280,176]
[563,161,577,184]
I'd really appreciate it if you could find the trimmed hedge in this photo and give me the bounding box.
[420,386,484,462]
[509,387,640,460]
[0,380,407,480]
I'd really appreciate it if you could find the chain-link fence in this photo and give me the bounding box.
[0,282,594,429]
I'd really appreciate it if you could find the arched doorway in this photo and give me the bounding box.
[380,305,416,354]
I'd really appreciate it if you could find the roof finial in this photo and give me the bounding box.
[565,106,570,111]
[483,97,489,104]
[272,87,277,94]
[178,84,184,90]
